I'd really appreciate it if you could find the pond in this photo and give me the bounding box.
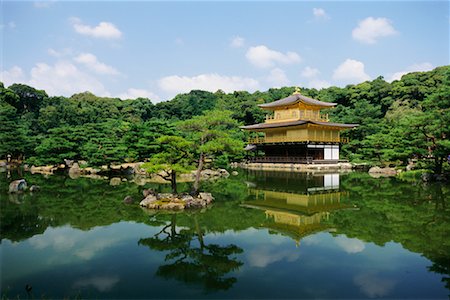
[1,169,449,299]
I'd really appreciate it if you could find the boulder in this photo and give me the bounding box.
[157,193,175,200]
[162,202,185,210]
[231,171,239,176]
[140,195,158,207]
[368,166,397,176]
[143,188,156,197]
[110,177,122,186]
[29,185,40,192]
[421,173,432,182]
[199,192,214,204]
[68,163,80,178]
[218,169,230,177]
[140,192,213,210]
[64,159,74,167]
[9,179,27,193]
[123,196,134,204]
[30,165,57,175]
[82,167,100,174]
[406,164,415,171]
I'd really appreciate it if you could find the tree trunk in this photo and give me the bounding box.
[434,157,443,174]
[171,170,177,194]
[193,152,204,195]
[194,215,205,251]
[171,214,177,238]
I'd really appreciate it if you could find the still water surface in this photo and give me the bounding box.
[1,169,449,298]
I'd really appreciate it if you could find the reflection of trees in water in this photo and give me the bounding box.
[138,214,243,292]
[335,173,450,294]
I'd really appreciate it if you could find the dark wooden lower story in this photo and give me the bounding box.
[247,143,341,163]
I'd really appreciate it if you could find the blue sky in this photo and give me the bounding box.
[1,1,449,102]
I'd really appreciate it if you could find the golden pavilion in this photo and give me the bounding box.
[243,171,351,245]
[241,88,358,163]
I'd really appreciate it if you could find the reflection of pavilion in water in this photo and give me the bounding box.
[244,171,348,244]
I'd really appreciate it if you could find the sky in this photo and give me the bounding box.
[1,1,449,103]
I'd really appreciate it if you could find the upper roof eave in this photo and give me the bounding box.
[258,94,336,109]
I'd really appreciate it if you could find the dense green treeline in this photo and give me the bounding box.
[1,66,449,172]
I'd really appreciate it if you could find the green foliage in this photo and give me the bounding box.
[178,109,245,164]
[1,66,449,173]
[142,135,194,175]
[397,169,431,182]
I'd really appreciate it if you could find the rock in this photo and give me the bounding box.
[140,195,157,207]
[78,160,88,166]
[199,192,214,204]
[30,165,57,175]
[218,169,230,177]
[110,177,122,186]
[162,202,185,210]
[368,166,381,173]
[143,188,156,197]
[29,185,40,192]
[140,192,213,210]
[157,193,175,200]
[122,178,127,182]
[68,163,80,178]
[231,171,238,176]
[9,179,27,193]
[368,166,397,176]
[123,196,134,204]
[421,173,432,182]
[82,167,100,174]
[64,159,74,167]
[406,164,415,171]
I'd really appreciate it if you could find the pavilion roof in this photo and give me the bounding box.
[258,93,336,109]
[240,120,359,130]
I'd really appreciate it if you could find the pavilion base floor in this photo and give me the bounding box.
[233,161,353,172]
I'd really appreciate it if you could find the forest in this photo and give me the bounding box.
[0,65,449,174]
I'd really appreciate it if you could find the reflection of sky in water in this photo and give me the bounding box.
[1,224,447,299]
[2,222,161,282]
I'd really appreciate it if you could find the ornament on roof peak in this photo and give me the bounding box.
[293,87,301,95]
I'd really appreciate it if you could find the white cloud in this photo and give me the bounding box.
[48,48,73,58]
[307,79,331,90]
[28,61,110,96]
[313,8,329,20]
[334,235,365,253]
[332,58,371,84]
[1,66,25,87]
[74,53,120,75]
[247,246,299,268]
[118,88,160,102]
[158,73,259,95]
[230,36,245,48]
[388,62,434,82]
[71,18,122,39]
[352,17,398,44]
[267,68,290,86]
[354,273,396,298]
[301,66,320,78]
[246,45,301,68]
[73,275,120,292]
